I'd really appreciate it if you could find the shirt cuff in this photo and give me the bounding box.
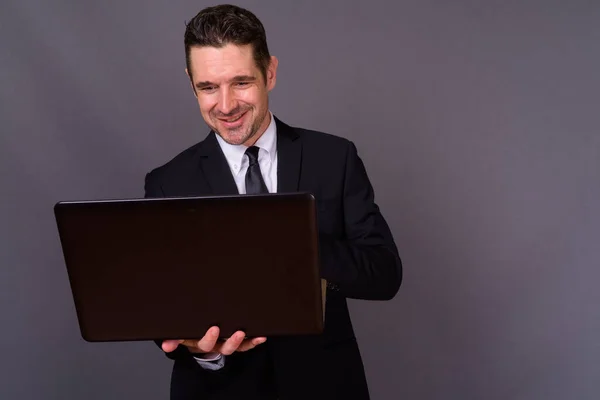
[193,353,226,370]
[193,352,222,362]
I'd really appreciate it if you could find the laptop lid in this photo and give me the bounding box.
[53,192,323,342]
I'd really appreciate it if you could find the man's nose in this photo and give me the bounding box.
[217,88,237,115]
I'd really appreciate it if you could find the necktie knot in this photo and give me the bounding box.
[244,146,268,194]
[245,146,260,166]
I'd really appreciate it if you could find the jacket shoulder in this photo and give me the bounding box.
[292,126,353,150]
[145,141,203,181]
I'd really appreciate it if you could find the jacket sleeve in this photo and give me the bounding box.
[318,141,402,300]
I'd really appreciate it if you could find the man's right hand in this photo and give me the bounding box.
[161,326,267,358]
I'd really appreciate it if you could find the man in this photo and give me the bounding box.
[144,4,402,400]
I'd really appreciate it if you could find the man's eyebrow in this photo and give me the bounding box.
[231,75,257,82]
[195,81,215,89]
[194,75,257,89]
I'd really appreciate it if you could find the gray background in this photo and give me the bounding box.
[1,0,599,399]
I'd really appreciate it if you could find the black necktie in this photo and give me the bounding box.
[245,146,269,194]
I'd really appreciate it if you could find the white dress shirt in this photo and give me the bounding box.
[193,111,277,370]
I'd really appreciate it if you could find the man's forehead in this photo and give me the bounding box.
[188,44,257,80]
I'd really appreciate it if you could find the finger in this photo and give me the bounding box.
[218,331,246,355]
[195,326,220,353]
[237,337,267,352]
[162,339,183,353]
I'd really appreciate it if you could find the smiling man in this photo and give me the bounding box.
[144,4,402,400]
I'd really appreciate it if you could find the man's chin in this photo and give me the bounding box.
[215,129,251,146]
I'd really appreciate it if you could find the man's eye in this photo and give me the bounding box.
[201,86,216,91]
[235,82,249,87]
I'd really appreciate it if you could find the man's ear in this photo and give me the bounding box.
[266,56,278,92]
[185,68,197,98]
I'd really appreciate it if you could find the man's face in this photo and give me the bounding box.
[186,44,277,146]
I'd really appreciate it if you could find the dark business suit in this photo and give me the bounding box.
[144,116,402,400]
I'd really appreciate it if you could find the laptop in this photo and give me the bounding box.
[53,192,324,342]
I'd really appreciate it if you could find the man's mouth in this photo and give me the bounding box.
[219,111,247,123]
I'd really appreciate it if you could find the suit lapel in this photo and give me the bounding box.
[275,117,302,193]
[197,132,240,195]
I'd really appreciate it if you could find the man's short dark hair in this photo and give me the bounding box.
[184,4,271,82]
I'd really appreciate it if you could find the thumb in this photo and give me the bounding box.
[162,339,183,353]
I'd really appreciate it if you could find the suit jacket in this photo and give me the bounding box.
[143,116,402,400]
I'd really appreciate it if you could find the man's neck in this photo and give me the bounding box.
[243,111,272,147]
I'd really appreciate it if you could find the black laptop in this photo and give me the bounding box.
[53,192,324,342]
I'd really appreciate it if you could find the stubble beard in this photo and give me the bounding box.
[212,107,267,146]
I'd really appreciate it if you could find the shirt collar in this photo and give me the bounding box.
[215,111,277,175]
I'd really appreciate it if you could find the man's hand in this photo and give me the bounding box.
[161,326,267,358]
